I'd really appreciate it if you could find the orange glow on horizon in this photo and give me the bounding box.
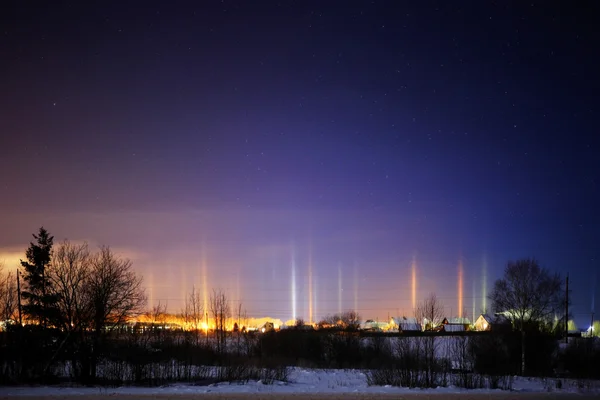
[458,258,463,318]
[308,246,313,324]
[411,257,417,311]
[148,271,154,307]
[134,313,283,332]
[202,247,208,314]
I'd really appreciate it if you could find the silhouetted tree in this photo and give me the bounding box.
[319,310,360,330]
[0,264,18,324]
[85,246,146,381]
[20,227,60,327]
[86,247,147,332]
[48,241,91,332]
[414,293,444,386]
[146,301,168,326]
[182,286,204,345]
[415,293,444,331]
[45,240,92,380]
[489,258,563,375]
[340,310,361,330]
[209,289,230,356]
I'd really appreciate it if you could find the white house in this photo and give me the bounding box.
[389,317,421,332]
[474,313,510,331]
[442,317,471,332]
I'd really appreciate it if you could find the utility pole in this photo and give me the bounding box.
[591,311,595,337]
[565,274,569,344]
[16,269,22,326]
[205,312,209,346]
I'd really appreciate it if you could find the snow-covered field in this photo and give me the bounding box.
[1,368,599,398]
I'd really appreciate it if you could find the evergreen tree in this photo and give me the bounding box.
[20,227,59,327]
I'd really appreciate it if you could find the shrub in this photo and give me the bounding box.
[563,338,600,379]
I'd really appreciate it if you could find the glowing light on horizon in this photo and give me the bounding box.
[353,263,358,314]
[338,264,342,315]
[236,269,241,313]
[202,246,208,313]
[180,265,187,309]
[482,256,487,313]
[591,271,596,313]
[148,271,154,306]
[472,279,476,322]
[230,268,239,318]
[314,276,318,323]
[458,258,463,318]
[308,245,313,324]
[411,256,417,311]
[291,246,297,321]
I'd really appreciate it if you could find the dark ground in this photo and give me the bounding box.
[1,393,599,400]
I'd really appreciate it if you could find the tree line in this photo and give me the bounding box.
[0,227,146,383]
[1,227,598,386]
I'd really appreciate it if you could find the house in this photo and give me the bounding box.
[474,314,511,332]
[361,319,389,331]
[259,321,275,333]
[389,317,421,332]
[441,317,471,332]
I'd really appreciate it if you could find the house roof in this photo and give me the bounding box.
[361,320,388,330]
[445,317,471,325]
[391,317,421,331]
[444,324,465,332]
[481,313,510,325]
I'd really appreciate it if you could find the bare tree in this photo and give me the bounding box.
[86,247,147,333]
[43,241,94,379]
[317,314,339,329]
[48,241,91,332]
[144,301,168,346]
[209,289,230,355]
[0,263,18,324]
[340,310,361,330]
[234,302,244,355]
[146,301,168,325]
[451,335,474,388]
[182,285,204,345]
[414,293,444,386]
[490,258,563,330]
[489,258,563,375]
[319,310,361,330]
[415,293,445,331]
[85,246,146,380]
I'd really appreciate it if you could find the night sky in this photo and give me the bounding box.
[1,1,598,326]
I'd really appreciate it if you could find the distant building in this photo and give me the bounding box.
[361,319,389,331]
[389,317,421,332]
[474,314,511,332]
[441,317,471,332]
[259,321,275,333]
[130,321,183,333]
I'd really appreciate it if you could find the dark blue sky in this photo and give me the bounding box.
[1,1,598,326]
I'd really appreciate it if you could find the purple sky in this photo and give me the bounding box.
[1,1,598,326]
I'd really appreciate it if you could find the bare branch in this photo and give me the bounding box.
[415,293,445,331]
[86,246,147,333]
[209,289,230,355]
[489,258,563,331]
[48,240,91,331]
[0,264,18,324]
